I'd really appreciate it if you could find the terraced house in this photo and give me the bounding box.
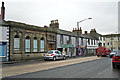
[0,2,100,61]
[104,34,120,51]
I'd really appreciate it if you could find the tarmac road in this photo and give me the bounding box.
[6,57,120,78]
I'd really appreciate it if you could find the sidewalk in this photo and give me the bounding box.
[2,56,102,78]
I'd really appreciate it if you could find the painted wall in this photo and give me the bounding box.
[0,25,9,61]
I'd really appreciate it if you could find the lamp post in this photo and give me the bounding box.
[76,18,92,56]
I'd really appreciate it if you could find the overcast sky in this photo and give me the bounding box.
[0,0,119,34]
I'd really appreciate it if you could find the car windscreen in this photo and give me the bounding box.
[112,50,119,53]
[115,53,120,56]
[47,51,53,54]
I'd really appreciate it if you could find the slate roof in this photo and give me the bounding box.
[6,21,57,33]
[104,34,120,37]
[57,29,98,39]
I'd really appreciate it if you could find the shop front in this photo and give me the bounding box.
[78,45,87,56]
[60,44,74,57]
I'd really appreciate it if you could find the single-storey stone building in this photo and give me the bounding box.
[7,20,58,61]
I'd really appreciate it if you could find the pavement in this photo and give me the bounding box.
[1,56,103,78]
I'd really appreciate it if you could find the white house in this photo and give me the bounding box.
[0,19,9,61]
[56,29,77,57]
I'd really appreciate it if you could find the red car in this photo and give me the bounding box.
[112,52,120,68]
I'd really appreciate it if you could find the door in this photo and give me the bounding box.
[55,51,60,59]
[49,44,53,50]
[0,45,5,56]
[58,51,63,59]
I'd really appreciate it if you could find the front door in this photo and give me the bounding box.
[49,44,53,50]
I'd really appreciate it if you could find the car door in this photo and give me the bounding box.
[58,51,63,59]
[55,51,60,59]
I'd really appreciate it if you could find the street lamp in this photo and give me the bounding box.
[76,18,92,56]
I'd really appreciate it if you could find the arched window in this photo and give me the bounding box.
[14,35,20,50]
[25,36,30,52]
[40,37,44,52]
[33,37,37,52]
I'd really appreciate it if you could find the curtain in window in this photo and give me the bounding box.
[33,37,37,52]
[14,35,20,50]
[25,36,30,52]
[40,38,44,52]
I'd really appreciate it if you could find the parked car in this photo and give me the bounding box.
[44,50,66,61]
[110,50,120,58]
[112,51,120,68]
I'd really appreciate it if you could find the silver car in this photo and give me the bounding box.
[44,50,66,61]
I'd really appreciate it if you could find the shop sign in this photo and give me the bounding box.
[60,44,73,48]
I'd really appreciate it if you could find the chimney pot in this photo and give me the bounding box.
[51,20,54,24]
[85,31,88,35]
[55,19,58,23]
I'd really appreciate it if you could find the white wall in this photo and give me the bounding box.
[71,37,76,47]
[63,35,69,44]
[0,26,8,42]
[83,38,87,46]
[57,34,60,48]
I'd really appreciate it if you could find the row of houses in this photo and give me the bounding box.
[0,18,99,61]
[0,2,99,61]
[0,2,120,62]
[98,34,120,51]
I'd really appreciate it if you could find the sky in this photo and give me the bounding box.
[0,0,119,35]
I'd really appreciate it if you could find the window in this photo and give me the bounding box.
[111,37,114,40]
[118,37,119,41]
[55,51,59,54]
[100,37,102,41]
[25,36,30,52]
[69,36,71,44]
[88,39,90,45]
[40,37,45,52]
[47,51,53,54]
[107,43,109,46]
[110,42,112,46]
[94,40,95,45]
[91,39,93,45]
[33,37,37,52]
[14,35,20,50]
[81,38,83,45]
[103,37,105,41]
[103,43,105,47]
[60,35,63,44]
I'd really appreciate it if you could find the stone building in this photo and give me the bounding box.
[7,20,57,61]
[104,34,120,51]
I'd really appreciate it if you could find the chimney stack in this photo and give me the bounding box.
[84,31,88,35]
[1,2,5,20]
[55,19,58,23]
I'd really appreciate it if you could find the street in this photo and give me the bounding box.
[4,57,120,78]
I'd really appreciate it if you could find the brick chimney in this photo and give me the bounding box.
[1,2,5,20]
[49,19,59,29]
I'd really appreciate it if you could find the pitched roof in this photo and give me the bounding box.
[6,21,57,33]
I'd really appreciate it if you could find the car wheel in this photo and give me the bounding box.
[63,56,66,60]
[53,57,56,61]
[44,59,47,61]
[112,63,115,68]
[110,55,112,58]
[97,55,99,57]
